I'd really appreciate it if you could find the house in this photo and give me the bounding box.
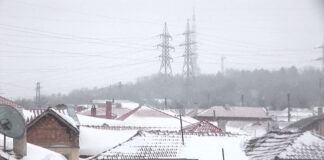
[193,106,272,131]
[25,107,80,160]
[245,131,324,160]
[284,109,324,136]
[79,100,138,119]
[88,130,247,160]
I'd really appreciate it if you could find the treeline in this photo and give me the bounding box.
[16,67,323,110]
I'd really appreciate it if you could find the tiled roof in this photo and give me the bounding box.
[0,96,23,108]
[196,106,269,119]
[245,131,324,160]
[115,105,193,129]
[23,107,80,126]
[26,108,80,133]
[183,121,222,133]
[89,129,246,160]
[89,131,185,160]
[284,115,324,131]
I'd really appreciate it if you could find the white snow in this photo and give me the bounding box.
[0,134,66,160]
[51,108,78,129]
[77,114,125,126]
[181,135,249,160]
[79,126,138,156]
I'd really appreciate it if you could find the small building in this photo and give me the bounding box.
[245,131,324,160]
[26,108,80,160]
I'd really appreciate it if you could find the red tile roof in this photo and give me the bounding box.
[0,96,23,108]
[183,121,222,133]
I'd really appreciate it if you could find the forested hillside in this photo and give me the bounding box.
[16,67,322,110]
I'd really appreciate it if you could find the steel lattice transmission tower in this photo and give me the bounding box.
[157,22,174,76]
[316,45,324,72]
[181,19,195,79]
[35,82,41,108]
[191,9,200,76]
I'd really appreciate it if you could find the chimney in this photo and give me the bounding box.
[91,105,96,117]
[13,130,27,158]
[106,101,112,119]
[318,107,323,116]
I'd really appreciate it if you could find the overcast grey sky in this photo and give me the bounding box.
[0,0,322,99]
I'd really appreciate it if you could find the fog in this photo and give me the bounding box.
[0,0,322,99]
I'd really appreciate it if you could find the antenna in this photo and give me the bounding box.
[0,105,25,138]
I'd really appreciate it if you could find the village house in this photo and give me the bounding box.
[193,105,272,131]
[245,130,324,160]
[25,107,80,160]
[79,100,139,119]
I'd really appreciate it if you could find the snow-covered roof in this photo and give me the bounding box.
[79,126,138,156]
[0,96,23,108]
[79,106,131,119]
[89,131,247,160]
[0,134,66,160]
[23,107,80,127]
[183,121,222,133]
[284,115,324,132]
[92,100,139,110]
[196,106,270,119]
[116,105,194,130]
[245,131,324,160]
[26,108,79,132]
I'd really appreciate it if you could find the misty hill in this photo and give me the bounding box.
[16,67,322,110]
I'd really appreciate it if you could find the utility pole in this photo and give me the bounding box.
[241,94,244,106]
[179,112,185,145]
[35,82,41,108]
[181,19,195,80]
[191,9,199,76]
[157,22,174,76]
[221,56,226,74]
[287,93,291,122]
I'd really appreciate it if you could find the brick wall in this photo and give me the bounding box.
[27,114,79,147]
[320,120,324,137]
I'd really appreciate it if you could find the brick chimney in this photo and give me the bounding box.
[106,101,112,119]
[91,105,96,117]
